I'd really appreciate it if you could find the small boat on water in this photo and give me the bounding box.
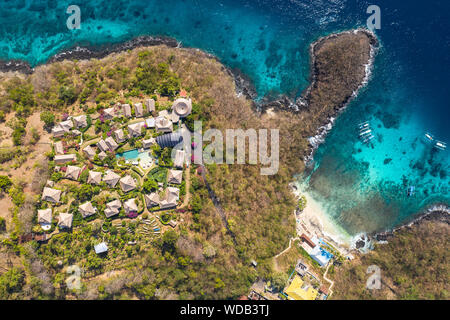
[363,135,374,144]
[407,186,415,197]
[424,132,434,142]
[360,129,372,136]
[435,140,447,151]
[358,121,369,129]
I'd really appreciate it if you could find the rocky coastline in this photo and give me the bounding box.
[373,204,450,242]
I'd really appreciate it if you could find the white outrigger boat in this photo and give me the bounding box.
[435,140,447,151]
[423,132,434,144]
[358,121,370,130]
[362,135,375,144]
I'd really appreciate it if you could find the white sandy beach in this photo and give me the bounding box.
[292,182,353,255]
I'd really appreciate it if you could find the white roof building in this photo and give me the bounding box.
[79,202,97,218]
[98,151,108,161]
[171,98,192,118]
[83,145,96,159]
[97,139,109,153]
[128,122,143,137]
[87,171,102,185]
[103,107,115,120]
[167,169,183,185]
[145,117,155,128]
[134,103,144,117]
[103,170,121,187]
[170,112,180,123]
[37,208,52,225]
[145,98,155,113]
[173,150,185,169]
[122,104,132,118]
[105,136,118,151]
[159,187,179,209]
[142,138,156,149]
[119,175,137,192]
[41,187,62,203]
[54,141,64,155]
[94,242,108,254]
[124,198,138,214]
[105,200,121,218]
[54,154,77,164]
[58,212,73,229]
[144,193,160,208]
[155,116,173,133]
[65,166,82,180]
[114,129,126,143]
[73,115,88,128]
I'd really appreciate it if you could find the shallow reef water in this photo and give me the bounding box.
[0,0,448,236]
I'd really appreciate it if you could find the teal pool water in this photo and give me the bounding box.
[116,149,139,160]
[116,149,152,163]
[1,0,448,237]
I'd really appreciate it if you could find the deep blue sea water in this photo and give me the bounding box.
[0,0,448,237]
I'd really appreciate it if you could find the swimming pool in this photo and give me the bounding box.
[116,149,153,164]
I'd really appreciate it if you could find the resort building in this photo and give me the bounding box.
[142,138,156,149]
[171,98,192,118]
[155,116,173,133]
[168,169,183,185]
[128,122,143,137]
[79,201,97,218]
[98,151,108,161]
[156,131,183,149]
[54,141,64,155]
[94,242,108,255]
[310,246,333,267]
[52,120,74,137]
[58,213,73,229]
[284,275,319,300]
[103,107,115,120]
[144,193,160,208]
[173,150,185,168]
[65,166,82,180]
[51,126,65,138]
[134,103,144,117]
[170,112,180,123]
[41,187,62,203]
[83,145,96,159]
[72,115,88,128]
[122,104,132,118]
[54,154,77,164]
[105,136,119,151]
[145,98,155,114]
[87,171,102,185]
[145,117,155,128]
[97,139,109,153]
[105,200,121,218]
[103,170,121,187]
[119,175,137,192]
[159,187,179,209]
[159,110,169,118]
[124,198,138,214]
[37,209,52,228]
[114,129,126,143]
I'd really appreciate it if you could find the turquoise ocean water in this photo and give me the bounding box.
[0,0,448,237]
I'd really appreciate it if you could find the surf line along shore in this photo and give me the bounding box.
[287,28,378,254]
